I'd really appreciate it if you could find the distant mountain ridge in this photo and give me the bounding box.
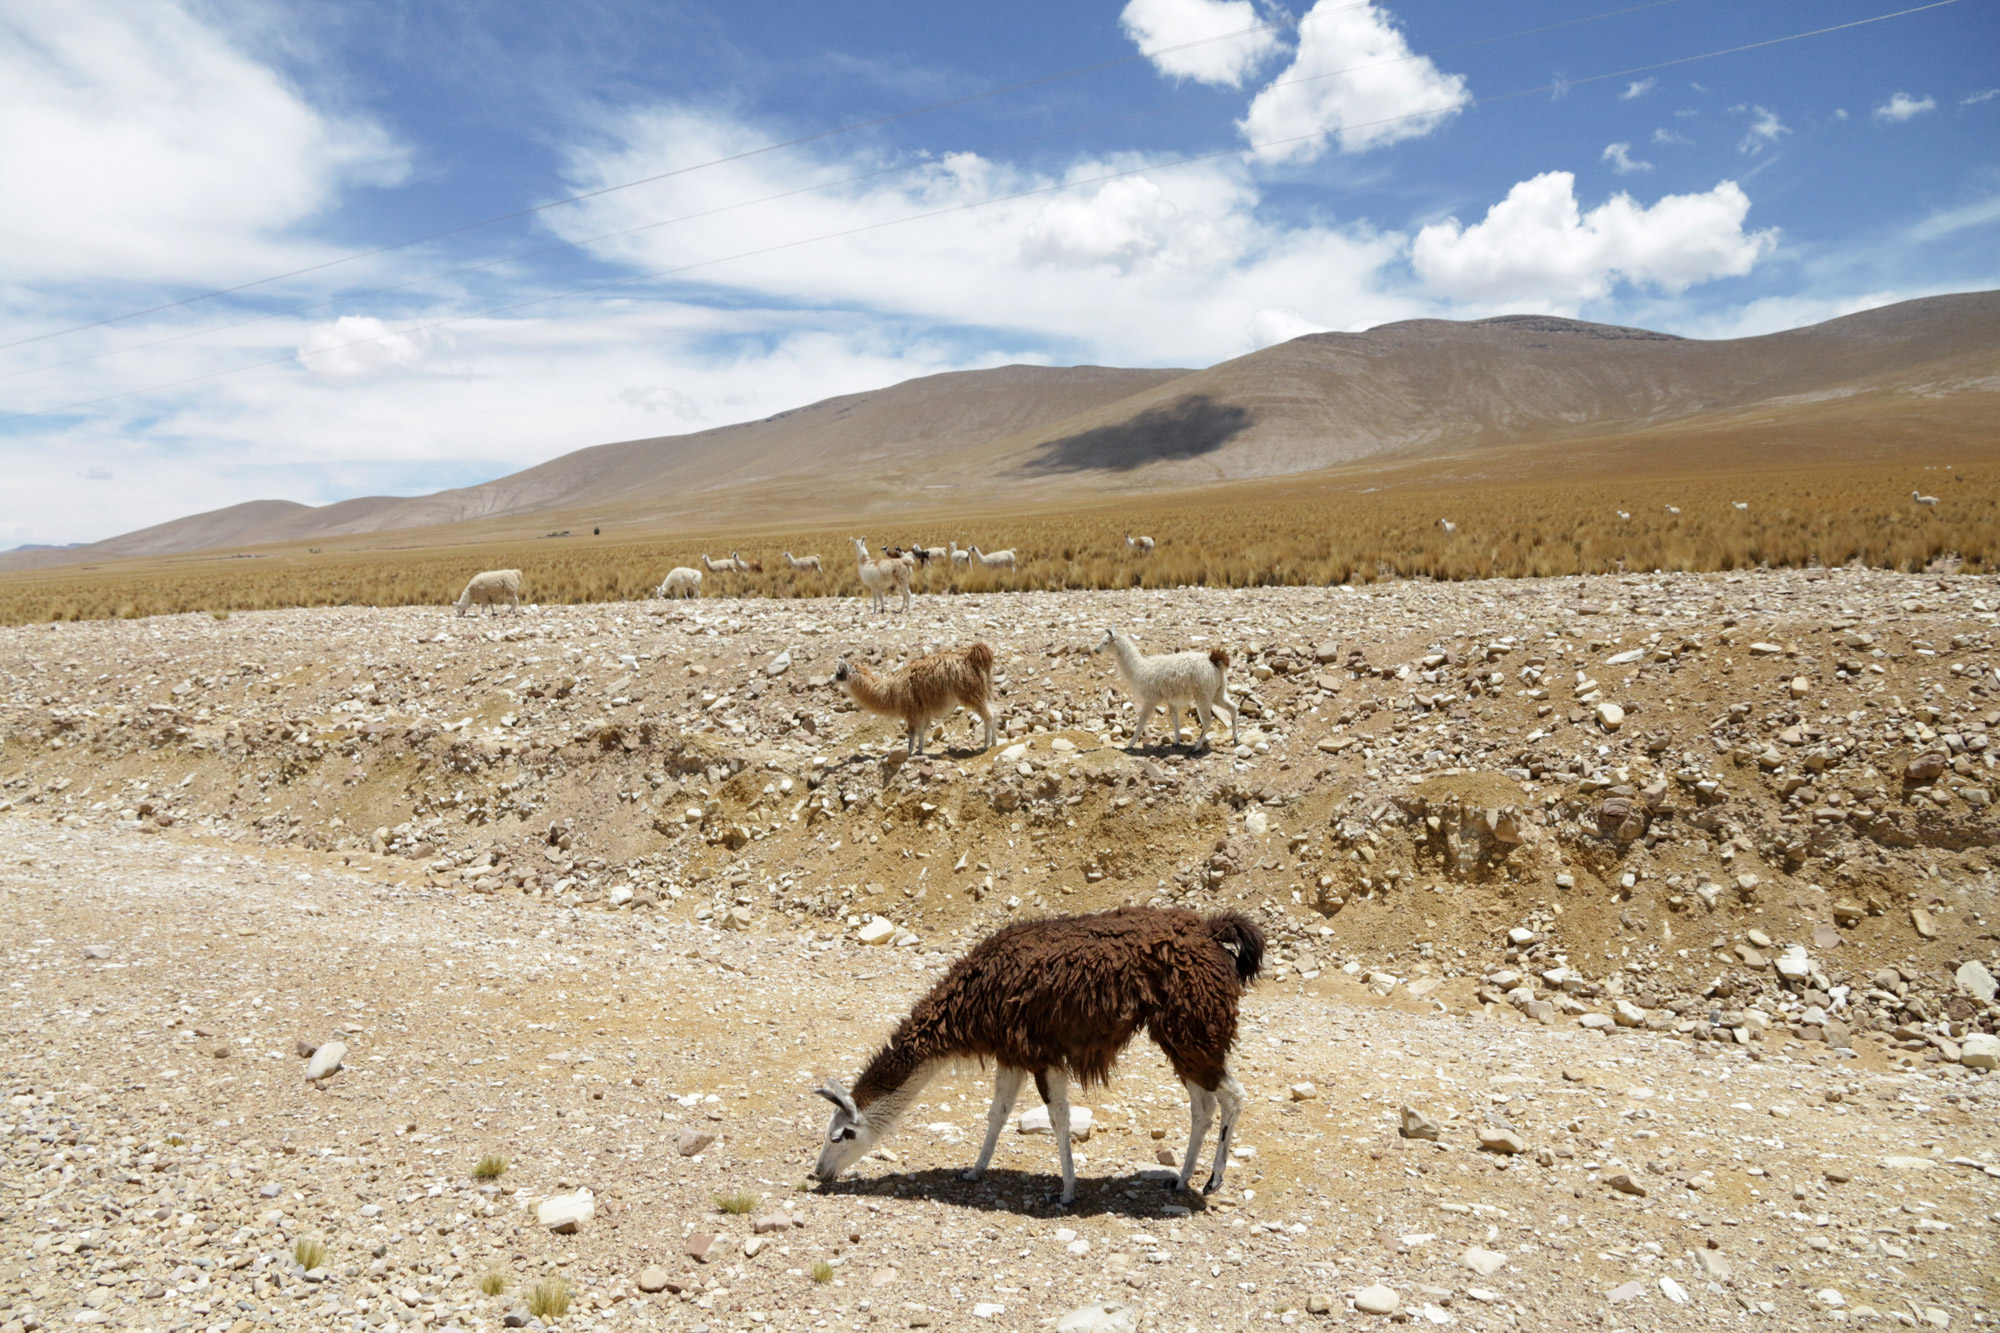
[8,291,1996,571]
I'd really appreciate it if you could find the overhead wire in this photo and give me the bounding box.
[0,0,1965,425]
[0,0,1690,385]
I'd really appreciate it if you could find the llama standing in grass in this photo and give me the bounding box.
[654,566,702,599]
[948,542,972,566]
[1664,505,1680,516]
[701,552,746,575]
[831,643,996,756]
[1437,519,1456,534]
[812,907,1264,1206]
[967,544,1016,570]
[453,569,522,616]
[1912,489,1939,507]
[1731,501,1749,512]
[1124,531,1154,554]
[1095,627,1238,750]
[907,542,948,563]
[783,551,823,572]
[851,537,912,613]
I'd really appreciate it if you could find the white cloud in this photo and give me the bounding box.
[1664,290,1910,340]
[1737,105,1788,154]
[1964,88,1999,106]
[1119,0,1282,88]
[1652,128,1691,146]
[1619,78,1656,100]
[1906,195,2000,242]
[1873,92,1936,122]
[1238,0,1471,162]
[1410,171,1777,310]
[1248,307,1334,348]
[0,1,405,286]
[298,316,439,380]
[1601,142,1652,174]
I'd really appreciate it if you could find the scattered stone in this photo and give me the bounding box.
[81,944,112,959]
[1305,1294,1333,1315]
[1659,1276,1689,1305]
[1055,1301,1139,1333]
[1400,1106,1441,1140]
[1775,945,1813,981]
[1606,1173,1647,1197]
[1353,1285,1400,1316]
[1289,1082,1317,1101]
[766,649,792,677]
[1693,1249,1732,1282]
[1461,1248,1507,1277]
[1595,702,1624,732]
[1018,1105,1093,1139]
[753,1213,792,1234]
[1956,960,1996,1004]
[675,1128,717,1156]
[1960,1033,2000,1070]
[536,1187,595,1233]
[636,1267,671,1293]
[1911,908,1938,939]
[1607,1280,1646,1304]
[1477,1126,1526,1154]
[857,917,897,946]
[304,1040,346,1082]
[686,1233,717,1263]
[1881,1156,1934,1171]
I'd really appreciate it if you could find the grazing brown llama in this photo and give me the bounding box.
[831,643,997,756]
[812,907,1264,1206]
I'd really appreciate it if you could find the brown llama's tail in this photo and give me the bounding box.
[965,642,994,676]
[1208,647,1231,670]
[1205,912,1264,987]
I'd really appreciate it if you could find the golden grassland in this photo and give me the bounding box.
[4,458,1994,625]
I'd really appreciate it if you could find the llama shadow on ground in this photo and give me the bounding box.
[816,1167,1213,1219]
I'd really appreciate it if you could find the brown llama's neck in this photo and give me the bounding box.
[839,665,897,716]
[850,1023,940,1130]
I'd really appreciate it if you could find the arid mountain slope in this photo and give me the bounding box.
[14,290,1997,569]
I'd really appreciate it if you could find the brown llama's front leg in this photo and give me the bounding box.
[1175,1080,1216,1192]
[961,1066,1025,1182]
[1038,1066,1077,1206]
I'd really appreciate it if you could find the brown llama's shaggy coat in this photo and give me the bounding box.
[812,907,1264,1205]
[832,643,997,756]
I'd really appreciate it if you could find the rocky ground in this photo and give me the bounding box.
[1,570,1997,1332]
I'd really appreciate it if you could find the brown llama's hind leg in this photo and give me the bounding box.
[1033,1066,1079,1206]
[1202,1069,1248,1194]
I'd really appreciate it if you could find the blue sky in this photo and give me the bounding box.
[1,0,1995,547]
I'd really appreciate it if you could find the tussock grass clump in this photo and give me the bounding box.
[525,1277,572,1319]
[472,1153,507,1179]
[478,1272,507,1296]
[810,1259,835,1283]
[292,1237,328,1271]
[715,1188,758,1215]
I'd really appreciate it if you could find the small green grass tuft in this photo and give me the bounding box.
[472,1153,507,1180]
[525,1277,572,1320]
[714,1188,758,1215]
[292,1237,328,1271]
[809,1259,835,1284]
[210,609,229,621]
[478,1272,507,1297]
[164,1133,187,1147]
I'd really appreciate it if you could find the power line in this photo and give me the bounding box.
[0,0,1963,426]
[0,0,1688,385]
[0,0,1381,354]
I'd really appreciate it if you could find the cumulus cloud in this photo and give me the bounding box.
[1601,143,1652,174]
[298,316,437,380]
[1736,105,1788,154]
[1119,0,1282,88]
[1873,92,1936,122]
[1410,171,1776,310]
[0,1,406,286]
[1248,307,1334,348]
[1619,78,1656,100]
[1238,0,1471,162]
[1652,128,1691,146]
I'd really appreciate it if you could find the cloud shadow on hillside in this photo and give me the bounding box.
[1016,395,1251,474]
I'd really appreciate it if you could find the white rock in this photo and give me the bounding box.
[1577,1013,1614,1031]
[1612,1000,1647,1027]
[1056,1302,1138,1333]
[1957,1033,1999,1070]
[81,945,112,960]
[1881,1156,1934,1170]
[1245,808,1269,835]
[766,650,791,677]
[1018,1105,1093,1140]
[1660,1276,1689,1304]
[1462,1247,1508,1277]
[1775,945,1813,981]
[1289,1082,1317,1101]
[1605,649,1644,666]
[1354,1285,1400,1315]
[607,885,633,908]
[856,918,896,946]
[536,1188,595,1233]
[1595,702,1624,731]
[304,1041,346,1081]
[1956,960,1997,1004]
[973,1303,1006,1319]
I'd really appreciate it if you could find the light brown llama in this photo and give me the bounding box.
[812,907,1265,1205]
[832,643,997,756]
[851,537,912,613]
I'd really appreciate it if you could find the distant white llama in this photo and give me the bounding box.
[1124,531,1155,554]
[654,566,702,599]
[968,544,1016,570]
[851,537,912,614]
[783,551,823,572]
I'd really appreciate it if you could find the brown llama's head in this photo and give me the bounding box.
[831,657,855,687]
[811,1079,875,1182]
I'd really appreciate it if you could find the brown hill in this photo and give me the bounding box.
[11,290,1997,569]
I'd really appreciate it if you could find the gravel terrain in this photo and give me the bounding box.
[2,570,1998,1332]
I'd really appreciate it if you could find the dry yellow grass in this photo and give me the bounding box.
[2,457,1991,625]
